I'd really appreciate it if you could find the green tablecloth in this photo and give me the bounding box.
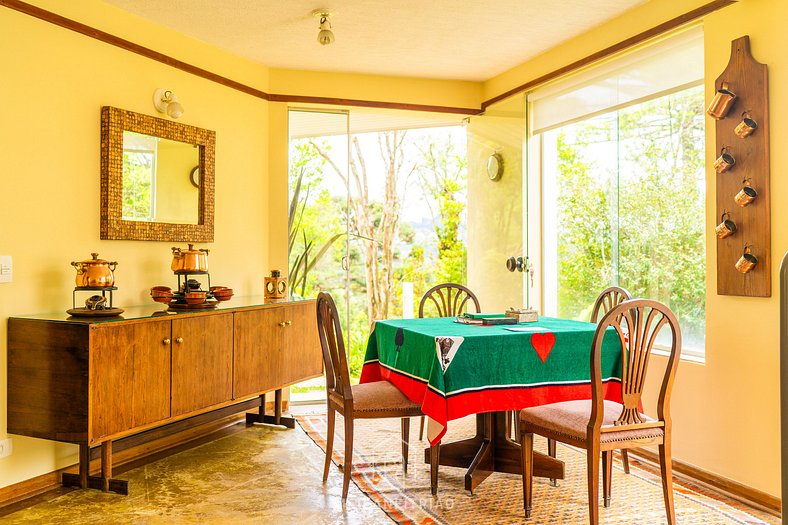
[360,316,622,444]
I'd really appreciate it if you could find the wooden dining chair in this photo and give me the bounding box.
[316,291,426,501]
[417,283,481,440]
[519,299,681,524]
[418,283,481,319]
[547,286,633,477]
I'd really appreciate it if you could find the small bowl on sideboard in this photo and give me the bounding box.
[212,287,234,301]
[185,291,207,305]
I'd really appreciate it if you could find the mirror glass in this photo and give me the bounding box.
[100,106,214,242]
[122,131,199,224]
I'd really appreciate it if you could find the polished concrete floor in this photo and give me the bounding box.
[1,406,391,524]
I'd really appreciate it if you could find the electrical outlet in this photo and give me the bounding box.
[0,438,12,458]
[0,256,12,283]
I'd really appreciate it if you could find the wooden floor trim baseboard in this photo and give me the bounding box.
[629,447,781,516]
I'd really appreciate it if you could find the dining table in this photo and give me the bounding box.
[359,315,623,492]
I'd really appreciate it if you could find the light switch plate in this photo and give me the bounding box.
[0,256,11,283]
[0,438,12,458]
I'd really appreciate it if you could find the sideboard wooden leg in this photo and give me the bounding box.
[246,390,296,428]
[63,442,128,495]
[79,444,89,489]
[101,441,112,492]
[274,389,282,426]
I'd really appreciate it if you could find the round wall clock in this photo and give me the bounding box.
[487,153,503,181]
[190,166,200,188]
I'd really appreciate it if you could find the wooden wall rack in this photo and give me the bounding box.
[714,36,770,297]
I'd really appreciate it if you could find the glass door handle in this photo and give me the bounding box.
[341,256,349,271]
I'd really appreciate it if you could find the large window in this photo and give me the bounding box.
[532,28,706,355]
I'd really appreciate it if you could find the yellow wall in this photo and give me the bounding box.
[482,0,786,497]
[269,69,482,111]
[0,0,271,488]
[155,139,200,224]
[466,94,526,311]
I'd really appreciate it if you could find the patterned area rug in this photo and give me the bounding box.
[296,413,779,525]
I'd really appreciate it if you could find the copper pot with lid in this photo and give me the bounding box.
[171,243,210,273]
[70,252,118,288]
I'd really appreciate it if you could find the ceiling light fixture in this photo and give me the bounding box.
[153,88,184,119]
[312,9,335,46]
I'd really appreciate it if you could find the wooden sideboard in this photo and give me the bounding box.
[7,297,321,494]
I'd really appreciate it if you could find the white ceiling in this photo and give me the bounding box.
[102,0,649,82]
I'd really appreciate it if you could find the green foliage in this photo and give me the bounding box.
[555,132,612,321]
[122,151,154,220]
[553,87,706,345]
[288,141,346,298]
[417,135,468,286]
[288,127,468,379]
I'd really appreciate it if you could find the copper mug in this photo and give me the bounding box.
[734,180,757,207]
[715,211,737,239]
[713,147,735,174]
[734,111,757,138]
[706,82,737,120]
[735,245,757,274]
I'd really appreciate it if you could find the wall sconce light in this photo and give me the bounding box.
[312,10,335,45]
[153,88,184,119]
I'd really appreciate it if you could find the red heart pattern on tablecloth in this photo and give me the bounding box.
[531,332,556,363]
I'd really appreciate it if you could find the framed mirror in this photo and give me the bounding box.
[100,106,215,241]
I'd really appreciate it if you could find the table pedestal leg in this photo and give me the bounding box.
[424,411,564,493]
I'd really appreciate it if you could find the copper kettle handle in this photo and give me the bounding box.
[108,261,118,271]
[199,249,210,255]
[71,261,84,273]
[171,247,182,257]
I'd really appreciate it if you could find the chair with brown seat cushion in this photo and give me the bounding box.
[519,299,681,524]
[417,283,481,440]
[316,291,427,501]
[547,286,633,476]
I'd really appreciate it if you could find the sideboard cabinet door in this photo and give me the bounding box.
[233,307,284,399]
[90,320,172,442]
[171,313,234,417]
[281,301,322,386]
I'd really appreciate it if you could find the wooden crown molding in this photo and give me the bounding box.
[1,0,736,115]
[0,0,477,115]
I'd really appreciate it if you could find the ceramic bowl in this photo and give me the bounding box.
[213,288,234,301]
[185,291,207,305]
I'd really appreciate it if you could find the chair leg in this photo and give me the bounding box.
[587,442,600,525]
[602,450,612,507]
[401,417,410,474]
[547,439,557,486]
[520,431,534,519]
[323,406,335,482]
[659,441,676,525]
[621,448,631,474]
[341,414,354,501]
[430,441,440,495]
[419,415,425,441]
